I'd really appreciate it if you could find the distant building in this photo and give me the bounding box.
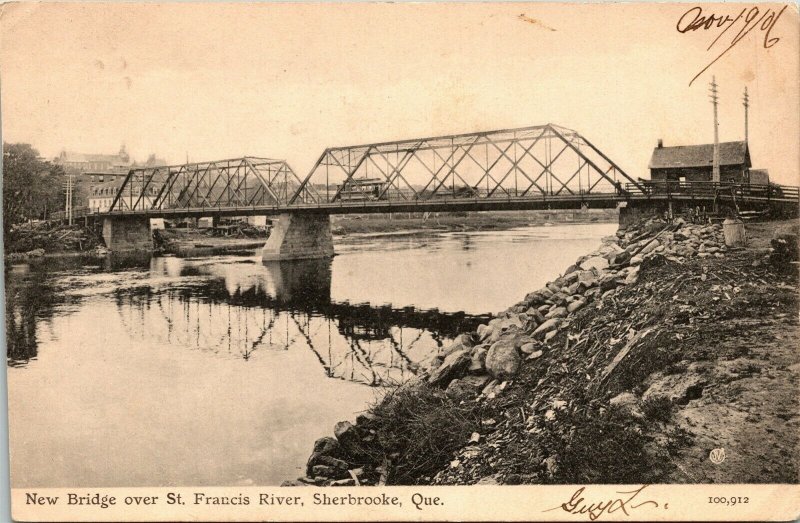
[649,140,751,183]
[89,179,159,213]
[56,146,168,208]
[55,145,132,173]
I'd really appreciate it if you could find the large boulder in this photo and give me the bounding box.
[307,453,350,477]
[577,270,598,288]
[580,256,610,271]
[446,374,492,399]
[531,318,560,339]
[334,421,360,448]
[485,339,521,380]
[439,333,475,358]
[566,298,586,313]
[638,239,660,256]
[468,346,488,374]
[612,250,632,266]
[313,436,340,457]
[428,348,471,387]
[545,306,567,319]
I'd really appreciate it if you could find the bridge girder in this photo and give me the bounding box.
[109,156,318,213]
[106,124,644,215]
[289,123,643,204]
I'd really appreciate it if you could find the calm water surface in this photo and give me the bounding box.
[5,222,616,487]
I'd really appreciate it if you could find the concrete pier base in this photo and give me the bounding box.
[618,203,666,230]
[261,214,334,261]
[102,217,153,251]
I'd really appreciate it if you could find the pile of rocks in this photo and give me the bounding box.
[289,216,733,487]
[282,415,387,487]
[415,217,729,399]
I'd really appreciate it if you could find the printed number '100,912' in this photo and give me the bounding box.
[708,497,749,506]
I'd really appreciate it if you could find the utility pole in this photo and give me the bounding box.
[710,76,720,183]
[68,172,74,225]
[62,172,75,225]
[742,86,749,144]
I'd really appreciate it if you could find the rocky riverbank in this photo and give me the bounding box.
[285,216,799,487]
[4,222,106,261]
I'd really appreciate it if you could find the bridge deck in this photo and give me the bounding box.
[54,183,796,221]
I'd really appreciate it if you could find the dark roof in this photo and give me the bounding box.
[649,141,750,169]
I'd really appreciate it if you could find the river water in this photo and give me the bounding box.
[5,222,616,487]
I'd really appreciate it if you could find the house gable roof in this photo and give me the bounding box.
[649,141,751,169]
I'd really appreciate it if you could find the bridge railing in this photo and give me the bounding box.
[48,207,95,222]
[624,181,800,203]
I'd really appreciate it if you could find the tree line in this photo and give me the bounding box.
[3,142,66,235]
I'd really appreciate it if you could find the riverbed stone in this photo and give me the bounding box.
[567,299,586,313]
[312,465,340,479]
[485,338,521,380]
[525,307,545,323]
[580,256,610,271]
[545,306,567,319]
[313,436,340,457]
[307,454,349,477]
[639,239,660,256]
[446,374,492,399]
[334,421,360,448]
[468,346,488,373]
[531,318,560,338]
[428,348,471,387]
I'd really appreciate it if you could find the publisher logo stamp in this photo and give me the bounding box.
[709,448,726,464]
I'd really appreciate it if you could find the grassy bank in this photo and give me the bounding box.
[287,218,799,486]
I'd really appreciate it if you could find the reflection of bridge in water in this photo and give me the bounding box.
[114,258,490,385]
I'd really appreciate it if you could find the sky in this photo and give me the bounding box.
[1,2,798,185]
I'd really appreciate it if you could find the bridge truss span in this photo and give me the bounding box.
[109,156,319,213]
[289,123,644,205]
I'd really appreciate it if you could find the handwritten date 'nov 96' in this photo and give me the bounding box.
[676,5,788,86]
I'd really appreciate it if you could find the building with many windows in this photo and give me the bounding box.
[88,179,159,213]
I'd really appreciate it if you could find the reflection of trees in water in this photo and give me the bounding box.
[5,266,62,367]
[6,252,154,367]
[5,255,491,385]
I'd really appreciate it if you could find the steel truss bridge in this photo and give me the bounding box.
[54,123,798,221]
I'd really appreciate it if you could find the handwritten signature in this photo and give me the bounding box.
[544,485,662,521]
[676,5,788,86]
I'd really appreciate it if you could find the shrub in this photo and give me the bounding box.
[534,405,663,484]
[640,395,673,423]
[367,381,484,484]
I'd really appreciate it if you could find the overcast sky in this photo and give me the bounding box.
[2,2,798,184]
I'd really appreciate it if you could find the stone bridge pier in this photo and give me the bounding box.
[262,214,334,261]
[618,202,670,229]
[102,216,153,251]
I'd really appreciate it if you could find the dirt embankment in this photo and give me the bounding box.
[286,217,799,487]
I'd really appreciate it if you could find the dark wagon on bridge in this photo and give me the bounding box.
[336,178,388,201]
